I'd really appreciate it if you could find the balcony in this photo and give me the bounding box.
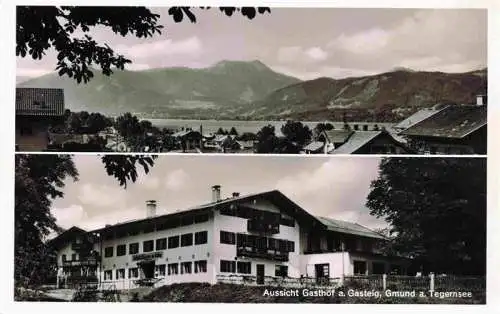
[247,219,279,234]
[62,258,100,267]
[236,246,289,262]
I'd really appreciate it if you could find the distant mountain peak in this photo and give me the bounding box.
[390,66,416,73]
[211,59,270,71]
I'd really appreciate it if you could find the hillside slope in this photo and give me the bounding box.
[18,60,301,117]
[244,68,487,120]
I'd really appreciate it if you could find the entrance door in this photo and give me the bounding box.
[139,261,155,279]
[315,263,330,284]
[256,264,265,285]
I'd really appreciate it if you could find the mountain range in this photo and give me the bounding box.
[17,60,487,121]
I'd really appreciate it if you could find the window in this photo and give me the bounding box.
[128,268,139,279]
[275,265,288,277]
[143,240,154,252]
[71,253,77,261]
[237,262,251,274]
[117,244,126,256]
[116,268,125,279]
[181,262,192,274]
[168,236,180,249]
[267,238,278,250]
[168,263,179,275]
[220,231,235,245]
[155,264,166,277]
[156,238,167,250]
[194,260,207,273]
[286,241,295,252]
[279,239,288,252]
[61,254,67,262]
[104,247,114,258]
[280,217,295,227]
[181,233,193,247]
[220,205,236,216]
[220,260,236,273]
[104,270,113,281]
[129,243,139,255]
[354,261,367,275]
[195,231,208,245]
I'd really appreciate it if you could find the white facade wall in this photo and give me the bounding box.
[98,215,215,289]
[213,198,301,279]
[300,252,351,278]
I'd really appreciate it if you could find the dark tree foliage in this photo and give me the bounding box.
[15,154,157,286]
[15,155,78,285]
[237,132,257,141]
[281,120,312,146]
[255,124,277,153]
[101,155,157,188]
[16,6,270,83]
[115,112,142,144]
[314,122,334,137]
[216,127,228,135]
[366,158,486,275]
[229,126,238,136]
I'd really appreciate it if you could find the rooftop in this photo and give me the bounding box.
[84,190,383,240]
[400,104,487,139]
[330,131,382,154]
[16,88,65,116]
[394,104,449,131]
[321,130,354,144]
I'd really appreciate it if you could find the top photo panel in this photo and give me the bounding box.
[15,7,487,155]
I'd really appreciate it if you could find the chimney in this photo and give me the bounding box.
[211,185,221,202]
[232,192,240,198]
[476,94,487,106]
[146,200,157,218]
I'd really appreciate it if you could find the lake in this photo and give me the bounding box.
[146,119,396,136]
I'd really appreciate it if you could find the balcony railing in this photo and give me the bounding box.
[247,220,279,234]
[236,246,289,262]
[62,258,100,267]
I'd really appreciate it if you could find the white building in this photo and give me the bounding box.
[49,187,409,290]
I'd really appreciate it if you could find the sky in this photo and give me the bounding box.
[16,8,487,81]
[50,155,387,232]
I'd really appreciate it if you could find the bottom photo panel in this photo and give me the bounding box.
[14,154,486,304]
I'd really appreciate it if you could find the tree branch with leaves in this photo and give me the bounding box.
[17,6,271,83]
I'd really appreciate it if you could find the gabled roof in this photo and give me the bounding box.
[87,190,387,240]
[16,88,65,116]
[303,141,324,152]
[321,130,354,144]
[47,226,87,249]
[330,131,382,154]
[172,129,201,137]
[394,104,449,131]
[315,216,386,240]
[400,105,487,139]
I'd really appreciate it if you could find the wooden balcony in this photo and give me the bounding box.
[62,258,100,267]
[236,246,289,262]
[247,219,279,234]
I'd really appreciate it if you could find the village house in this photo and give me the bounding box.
[304,129,411,154]
[49,187,409,290]
[15,88,65,151]
[172,129,203,152]
[398,95,487,154]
